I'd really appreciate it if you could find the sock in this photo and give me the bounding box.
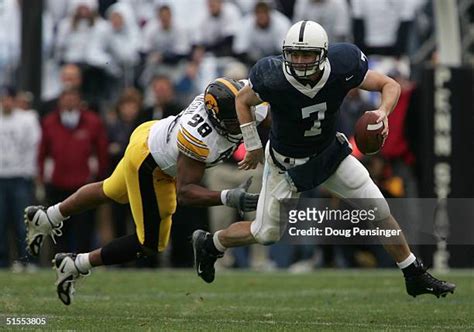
[46,203,66,226]
[213,231,227,253]
[204,231,226,255]
[397,253,421,277]
[101,234,143,265]
[75,253,92,274]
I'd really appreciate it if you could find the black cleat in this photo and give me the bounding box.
[404,260,456,298]
[192,230,223,283]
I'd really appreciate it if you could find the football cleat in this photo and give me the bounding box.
[52,253,90,305]
[404,260,456,298]
[192,230,223,283]
[24,206,63,256]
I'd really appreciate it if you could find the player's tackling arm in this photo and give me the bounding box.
[236,85,265,170]
[176,153,221,207]
[359,70,401,137]
[176,153,259,213]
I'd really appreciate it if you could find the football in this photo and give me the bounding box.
[354,112,384,155]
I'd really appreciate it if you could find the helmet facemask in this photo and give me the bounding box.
[206,110,242,143]
[283,47,327,79]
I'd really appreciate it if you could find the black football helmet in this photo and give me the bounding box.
[204,77,244,140]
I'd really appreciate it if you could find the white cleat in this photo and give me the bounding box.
[52,253,90,305]
[24,206,63,256]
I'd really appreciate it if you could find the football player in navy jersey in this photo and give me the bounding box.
[192,21,456,298]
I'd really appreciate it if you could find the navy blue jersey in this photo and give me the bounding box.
[249,43,368,158]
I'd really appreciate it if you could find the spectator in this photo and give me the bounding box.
[38,88,108,254]
[351,0,416,56]
[0,87,41,270]
[294,0,350,43]
[55,0,107,65]
[138,75,184,124]
[55,0,113,110]
[45,0,70,28]
[233,1,291,66]
[193,0,242,57]
[106,88,143,248]
[381,69,419,199]
[163,0,207,33]
[15,91,35,113]
[118,0,158,27]
[174,48,208,105]
[40,63,100,117]
[142,5,190,64]
[107,88,143,168]
[104,3,142,89]
[140,5,191,86]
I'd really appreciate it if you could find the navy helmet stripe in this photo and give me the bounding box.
[298,20,307,42]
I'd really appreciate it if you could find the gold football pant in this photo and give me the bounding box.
[103,121,176,252]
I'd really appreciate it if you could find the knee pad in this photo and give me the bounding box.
[251,224,281,245]
[359,181,391,221]
[373,198,391,221]
[345,164,371,191]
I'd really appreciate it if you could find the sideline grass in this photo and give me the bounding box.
[1,269,472,331]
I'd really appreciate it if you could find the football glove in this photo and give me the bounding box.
[222,177,259,217]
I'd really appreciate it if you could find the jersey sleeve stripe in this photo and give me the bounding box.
[180,127,208,148]
[177,130,209,158]
[178,129,209,153]
[177,141,206,161]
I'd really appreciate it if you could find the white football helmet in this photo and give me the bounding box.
[282,20,329,79]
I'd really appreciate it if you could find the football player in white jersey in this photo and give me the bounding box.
[23,77,269,305]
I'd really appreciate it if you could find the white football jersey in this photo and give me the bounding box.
[148,94,268,177]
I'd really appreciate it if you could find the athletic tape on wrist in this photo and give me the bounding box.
[240,121,262,151]
[220,189,230,206]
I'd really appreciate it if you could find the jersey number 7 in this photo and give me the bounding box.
[301,102,327,137]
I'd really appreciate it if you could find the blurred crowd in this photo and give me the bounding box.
[0,0,438,271]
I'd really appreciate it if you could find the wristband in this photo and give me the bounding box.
[240,121,262,151]
[220,189,230,206]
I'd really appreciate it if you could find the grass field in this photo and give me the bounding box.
[0,269,473,331]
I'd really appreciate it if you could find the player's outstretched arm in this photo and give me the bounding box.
[236,85,265,170]
[359,70,401,138]
[176,152,222,207]
[176,153,258,213]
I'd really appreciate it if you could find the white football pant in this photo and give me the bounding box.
[250,142,390,245]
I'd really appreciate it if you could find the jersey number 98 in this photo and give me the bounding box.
[188,114,212,137]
